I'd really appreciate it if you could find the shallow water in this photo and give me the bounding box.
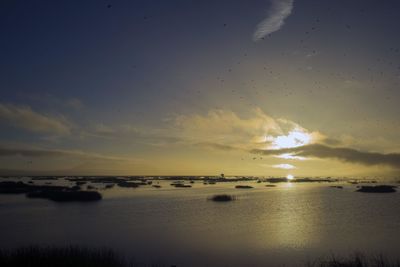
[1,180,400,266]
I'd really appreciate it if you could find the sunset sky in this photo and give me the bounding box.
[1,0,400,177]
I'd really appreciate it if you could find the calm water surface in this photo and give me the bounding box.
[1,180,400,266]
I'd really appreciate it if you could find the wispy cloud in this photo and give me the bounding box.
[0,145,148,176]
[173,109,400,170]
[252,144,400,169]
[253,0,294,41]
[275,153,306,160]
[81,108,323,151]
[0,103,72,135]
[172,107,318,150]
[272,163,296,169]
[0,146,124,161]
[92,123,117,135]
[173,108,277,148]
[83,123,182,147]
[193,142,241,151]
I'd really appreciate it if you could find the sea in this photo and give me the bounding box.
[1,178,400,266]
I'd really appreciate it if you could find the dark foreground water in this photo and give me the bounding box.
[1,180,400,266]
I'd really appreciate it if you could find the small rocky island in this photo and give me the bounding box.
[0,181,102,202]
[209,194,236,202]
[235,185,253,189]
[356,185,397,193]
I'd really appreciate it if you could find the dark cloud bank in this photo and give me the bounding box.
[251,144,400,169]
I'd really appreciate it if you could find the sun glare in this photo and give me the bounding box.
[270,130,312,149]
[286,174,294,180]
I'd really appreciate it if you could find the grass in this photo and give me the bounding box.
[307,253,400,267]
[0,247,400,267]
[0,246,127,267]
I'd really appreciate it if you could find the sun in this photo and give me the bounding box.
[286,174,294,180]
[269,129,312,149]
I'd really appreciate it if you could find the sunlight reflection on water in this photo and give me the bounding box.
[1,181,400,266]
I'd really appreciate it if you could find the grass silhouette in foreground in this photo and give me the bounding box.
[0,246,127,267]
[307,253,400,267]
[0,246,400,267]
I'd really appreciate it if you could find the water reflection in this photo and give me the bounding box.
[1,182,400,266]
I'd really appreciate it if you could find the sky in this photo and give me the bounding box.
[1,0,400,178]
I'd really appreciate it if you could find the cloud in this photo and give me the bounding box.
[272,163,296,169]
[253,0,294,41]
[275,153,306,160]
[0,146,124,161]
[174,108,282,147]
[0,145,148,176]
[171,108,400,170]
[172,108,323,151]
[194,142,241,151]
[80,108,323,153]
[83,123,183,148]
[0,103,72,135]
[251,144,400,169]
[84,108,312,151]
[92,123,116,135]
